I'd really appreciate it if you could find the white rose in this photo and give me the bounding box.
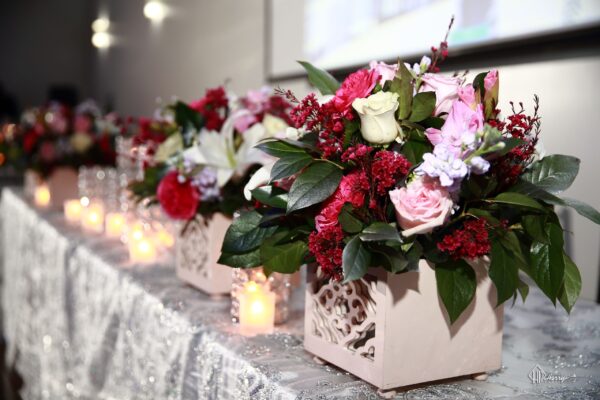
[262,114,289,137]
[352,91,401,144]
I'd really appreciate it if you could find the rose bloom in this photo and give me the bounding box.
[389,176,454,237]
[352,91,400,144]
[332,69,380,114]
[420,73,463,116]
[369,61,398,85]
[157,171,200,220]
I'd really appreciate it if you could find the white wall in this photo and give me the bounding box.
[93,1,599,300]
[93,0,265,116]
[0,0,93,108]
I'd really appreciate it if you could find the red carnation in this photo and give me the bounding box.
[157,171,200,220]
[437,219,491,260]
[332,69,380,114]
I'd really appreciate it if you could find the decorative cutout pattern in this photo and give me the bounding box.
[177,217,209,278]
[308,273,377,361]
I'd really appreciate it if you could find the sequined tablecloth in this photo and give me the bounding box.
[1,187,599,400]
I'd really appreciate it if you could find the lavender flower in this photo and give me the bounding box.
[192,167,221,201]
[418,145,468,189]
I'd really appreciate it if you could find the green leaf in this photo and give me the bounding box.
[221,210,278,254]
[559,197,600,225]
[172,101,203,133]
[514,183,600,225]
[338,205,364,234]
[489,241,519,306]
[342,236,371,283]
[409,91,436,122]
[287,161,343,213]
[522,215,549,244]
[261,237,308,274]
[397,62,413,120]
[251,186,288,209]
[490,192,546,211]
[467,208,500,225]
[256,140,306,158]
[270,153,313,182]
[529,223,565,302]
[517,277,530,303]
[522,155,580,194]
[435,260,477,324]
[359,222,402,242]
[370,244,409,273]
[472,72,487,98]
[298,61,340,95]
[558,252,581,313]
[495,137,525,157]
[401,129,432,165]
[217,248,261,269]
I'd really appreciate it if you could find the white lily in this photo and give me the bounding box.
[243,162,274,200]
[182,113,274,187]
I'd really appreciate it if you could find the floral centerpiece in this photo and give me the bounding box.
[1,100,123,206]
[5,100,122,177]
[219,48,600,389]
[130,86,293,294]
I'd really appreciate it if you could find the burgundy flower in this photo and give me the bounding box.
[157,171,200,220]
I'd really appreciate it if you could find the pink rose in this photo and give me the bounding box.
[424,101,484,156]
[390,177,454,237]
[369,61,398,85]
[420,74,463,116]
[333,69,380,114]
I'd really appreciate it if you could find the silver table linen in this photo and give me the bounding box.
[1,187,599,400]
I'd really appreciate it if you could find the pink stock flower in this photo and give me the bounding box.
[424,100,484,156]
[389,176,454,237]
[457,85,476,109]
[369,61,398,85]
[332,69,379,114]
[232,111,257,132]
[420,73,463,116]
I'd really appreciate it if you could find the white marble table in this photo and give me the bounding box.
[1,187,599,399]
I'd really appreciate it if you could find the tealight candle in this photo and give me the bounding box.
[239,281,275,336]
[81,201,105,234]
[63,199,83,224]
[155,227,175,249]
[105,212,126,238]
[34,184,51,208]
[129,235,157,264]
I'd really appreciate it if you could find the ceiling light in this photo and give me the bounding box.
[144,1,166,22]
[92,17,110,32]
[92,32,111,49]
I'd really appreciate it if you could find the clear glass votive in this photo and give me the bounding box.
[231,267,292,325]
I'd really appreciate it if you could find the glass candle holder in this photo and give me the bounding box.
[231,267,291,325]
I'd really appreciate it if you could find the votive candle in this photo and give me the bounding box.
[129,235,157,264]
[105,212,126,238]
[81,201,105,233]
[239,281,275,336]
[63,199,83,223]
[34,184,51,208]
